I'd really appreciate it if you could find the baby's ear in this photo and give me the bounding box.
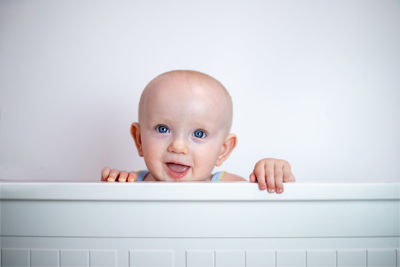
[216,133,237,166]
[131,123,144,157]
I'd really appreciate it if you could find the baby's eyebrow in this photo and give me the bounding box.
[148,118,174,126]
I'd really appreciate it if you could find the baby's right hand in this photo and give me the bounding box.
[101,167,137,182]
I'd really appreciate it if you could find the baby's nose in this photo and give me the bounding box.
[167,137,189,154]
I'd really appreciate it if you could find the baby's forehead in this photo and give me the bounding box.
[138,70,233,130]
[142,71,230,106]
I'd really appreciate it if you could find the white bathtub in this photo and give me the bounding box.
[0,181,399,267]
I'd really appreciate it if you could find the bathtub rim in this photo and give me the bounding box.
[0,182,399,201]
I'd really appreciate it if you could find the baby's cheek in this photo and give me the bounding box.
[143,136,169,158]
[192,145,220,175]
[145,160,165,181]
[142,147,164,179]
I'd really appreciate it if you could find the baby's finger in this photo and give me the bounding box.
[118,171,128,182]
[254,165,266,190]
[274,162,284,194]
[101,167,111,181]
[127,172,137,182]
[249,172,256,183]
[107,169,120,182]
[283,163,295,183]
[265,161,275,193]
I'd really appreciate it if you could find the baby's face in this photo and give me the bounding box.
[136,71,232,182]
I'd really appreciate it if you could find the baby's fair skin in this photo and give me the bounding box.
[102,70,295,193]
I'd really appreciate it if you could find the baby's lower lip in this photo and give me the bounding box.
[165,163,190,180]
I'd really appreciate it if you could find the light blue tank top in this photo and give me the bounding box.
[136,170,225,182]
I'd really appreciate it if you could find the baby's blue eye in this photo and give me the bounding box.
[193,129,206,139]
[156,125,169,133]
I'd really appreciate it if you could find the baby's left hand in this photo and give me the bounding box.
[250,158,295,193]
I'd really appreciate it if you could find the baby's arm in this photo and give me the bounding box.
[101,167,137,182]
[250,158,295,193]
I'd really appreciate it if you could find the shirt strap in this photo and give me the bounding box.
[211,171,225,182]
[136,170,149,181]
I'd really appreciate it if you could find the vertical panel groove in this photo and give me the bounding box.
[244,249,246,267]
[306,250,308,267]
[336,250,338,267]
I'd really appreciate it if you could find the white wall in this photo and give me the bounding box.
[1,0,399,182]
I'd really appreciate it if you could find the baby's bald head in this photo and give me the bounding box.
[138,70,233,134]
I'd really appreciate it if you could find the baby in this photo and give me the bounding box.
[102,70,295,193]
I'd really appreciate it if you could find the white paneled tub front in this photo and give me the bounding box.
[0,181,399,267]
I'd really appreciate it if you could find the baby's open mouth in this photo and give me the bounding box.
[165,162,190,180]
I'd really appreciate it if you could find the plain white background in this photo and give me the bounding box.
[0,0,399,182]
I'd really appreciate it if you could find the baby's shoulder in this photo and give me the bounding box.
[221,172,247,182]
